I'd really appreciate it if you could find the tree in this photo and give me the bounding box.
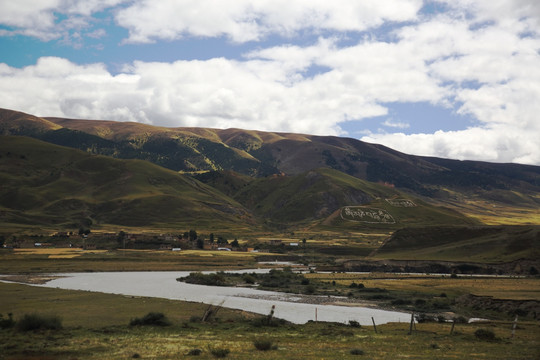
[231,238,239,248]
[209,233,215,243]
[196,238,204,249]
[189,229,197,242]
[117,231,126,248]
[217,236,228,245]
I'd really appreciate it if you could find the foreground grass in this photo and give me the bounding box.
[1,282,539,359]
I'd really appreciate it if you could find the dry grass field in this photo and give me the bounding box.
[307,273,540,301]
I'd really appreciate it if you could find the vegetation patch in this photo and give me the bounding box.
[129,312,171,327]
[16,313,62,331]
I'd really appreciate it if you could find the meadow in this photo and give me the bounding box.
[1,282,539,360]
[1,243,539,359]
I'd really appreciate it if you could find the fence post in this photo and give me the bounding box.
[450,319,456,335]
[371,317,378,333]
[511,315,518,338]
[408,312,415,335]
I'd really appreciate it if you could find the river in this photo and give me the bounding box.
[24,271,410,325]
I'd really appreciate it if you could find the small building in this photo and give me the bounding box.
[159,244,173,250]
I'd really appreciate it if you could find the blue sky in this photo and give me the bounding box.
[0,0,539,165]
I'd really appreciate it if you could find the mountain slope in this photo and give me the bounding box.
[372,225,540,263]
[195,168,477,228]
[0,136,253,231]
[1,108,539,225]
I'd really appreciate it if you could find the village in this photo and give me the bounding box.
[0,230,302,253]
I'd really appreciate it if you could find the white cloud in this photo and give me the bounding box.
[361,124,540,165]
[0,1,539,165]
[382,120,410,129]
[0,0,125,40]
[115,0,423,43]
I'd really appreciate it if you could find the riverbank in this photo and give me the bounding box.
[1,281,539,360]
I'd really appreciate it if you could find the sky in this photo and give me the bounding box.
[0,1,539,165]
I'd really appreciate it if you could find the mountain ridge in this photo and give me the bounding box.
[1,108,539,227]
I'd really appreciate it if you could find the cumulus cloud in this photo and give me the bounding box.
[115,0,423,43]
[1,0,539,165]
[0,0,125,40]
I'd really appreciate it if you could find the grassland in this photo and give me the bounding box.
[0,248,272,274]
[372,225,540,263]
[1,282,539,360]
[306,272,540,301]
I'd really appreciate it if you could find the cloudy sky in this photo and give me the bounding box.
[1,0,539,165]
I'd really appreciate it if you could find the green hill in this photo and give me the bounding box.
[372,225,540,263]
[0,136,253,232]
[196,168,477,228]
[1,107,539,226]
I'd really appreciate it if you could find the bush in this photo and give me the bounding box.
[474,328,496,341]
[16,313,62,331]
[391,299,412,306]
[348,320,361,328]
[0,313,15,329]
[250,316,287,328]
[187,349,202,356]
[242,274,257,284]
[253,339,273,351]
[209,346,230,358]
[350,348,365,355]
[129,312,171,327]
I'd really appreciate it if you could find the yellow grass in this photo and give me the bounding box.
[13,248,108,259]
[307,273,540,301]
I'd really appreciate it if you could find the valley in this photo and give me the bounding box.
[0,108,539,359]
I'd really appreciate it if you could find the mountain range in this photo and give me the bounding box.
[0,108,538,233]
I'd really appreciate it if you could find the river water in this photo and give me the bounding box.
[29,271,410,325]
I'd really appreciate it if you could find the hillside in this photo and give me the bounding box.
[1,108,539,225]
[0,136,253,232]
[371,225,540,263]
[195,168,477,228]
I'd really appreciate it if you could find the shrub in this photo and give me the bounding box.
[350,348,365,355]
[348,320,361,328]
[129,312,171,327]
[16,313,62,331]
[253,339,273,351]
[0,313,15,329]
[250,316,287,327]
[391,299,412,306]
[474,328,496,341]
[209,346,230,358]
[187,349,202,356]
[242,274,257,284]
